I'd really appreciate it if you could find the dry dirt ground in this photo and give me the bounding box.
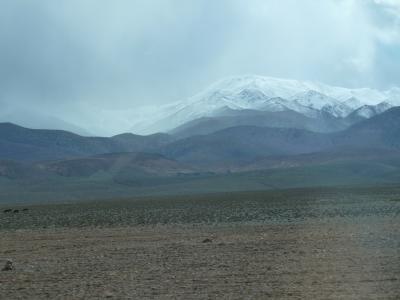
[0,220,399,299]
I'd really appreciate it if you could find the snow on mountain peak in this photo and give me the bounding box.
[129,75,399,134]
[343,97,363,109]
[204,75,320,100]
[350,101,393,119]
[291,90,340,110]
[385,87,400,105]
[198,75,387,105]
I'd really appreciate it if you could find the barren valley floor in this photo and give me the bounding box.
[0,187,399,299]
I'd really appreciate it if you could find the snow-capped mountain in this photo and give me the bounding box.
[289,90,352,118]
[290,90,340,110]
[130,75,400,134]
[386,87,400,105]
[348,102,393,120]
[343,97,363,109]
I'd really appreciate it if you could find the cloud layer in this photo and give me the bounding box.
[0,0,399,135]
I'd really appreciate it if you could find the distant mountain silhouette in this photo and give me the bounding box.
[163,126,332,167]
[0,123,173,161]
[170,109,350,139]
[335,106,400,149]
[1,107,400,174]
[163,107,400,167]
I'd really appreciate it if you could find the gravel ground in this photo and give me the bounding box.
[0,219,399,299]
[1,188,399,299]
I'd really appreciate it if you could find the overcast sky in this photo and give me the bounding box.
[1,0,400,135]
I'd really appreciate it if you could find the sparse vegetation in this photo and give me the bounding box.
[1,186,399,230]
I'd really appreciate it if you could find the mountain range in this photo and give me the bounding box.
[2,75,400,201]
[130,75,400,135]
[1,106,400,171]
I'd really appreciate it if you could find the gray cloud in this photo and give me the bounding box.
[0,0,399,135]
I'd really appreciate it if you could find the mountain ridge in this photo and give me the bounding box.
[0,122,174,161]
[3,107,400,164]
[130,75,400,134]
[2,107,400,198]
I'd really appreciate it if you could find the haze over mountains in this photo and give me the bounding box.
[131,75,400,135]
[2,75,399,137]
[2,75,400,201]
